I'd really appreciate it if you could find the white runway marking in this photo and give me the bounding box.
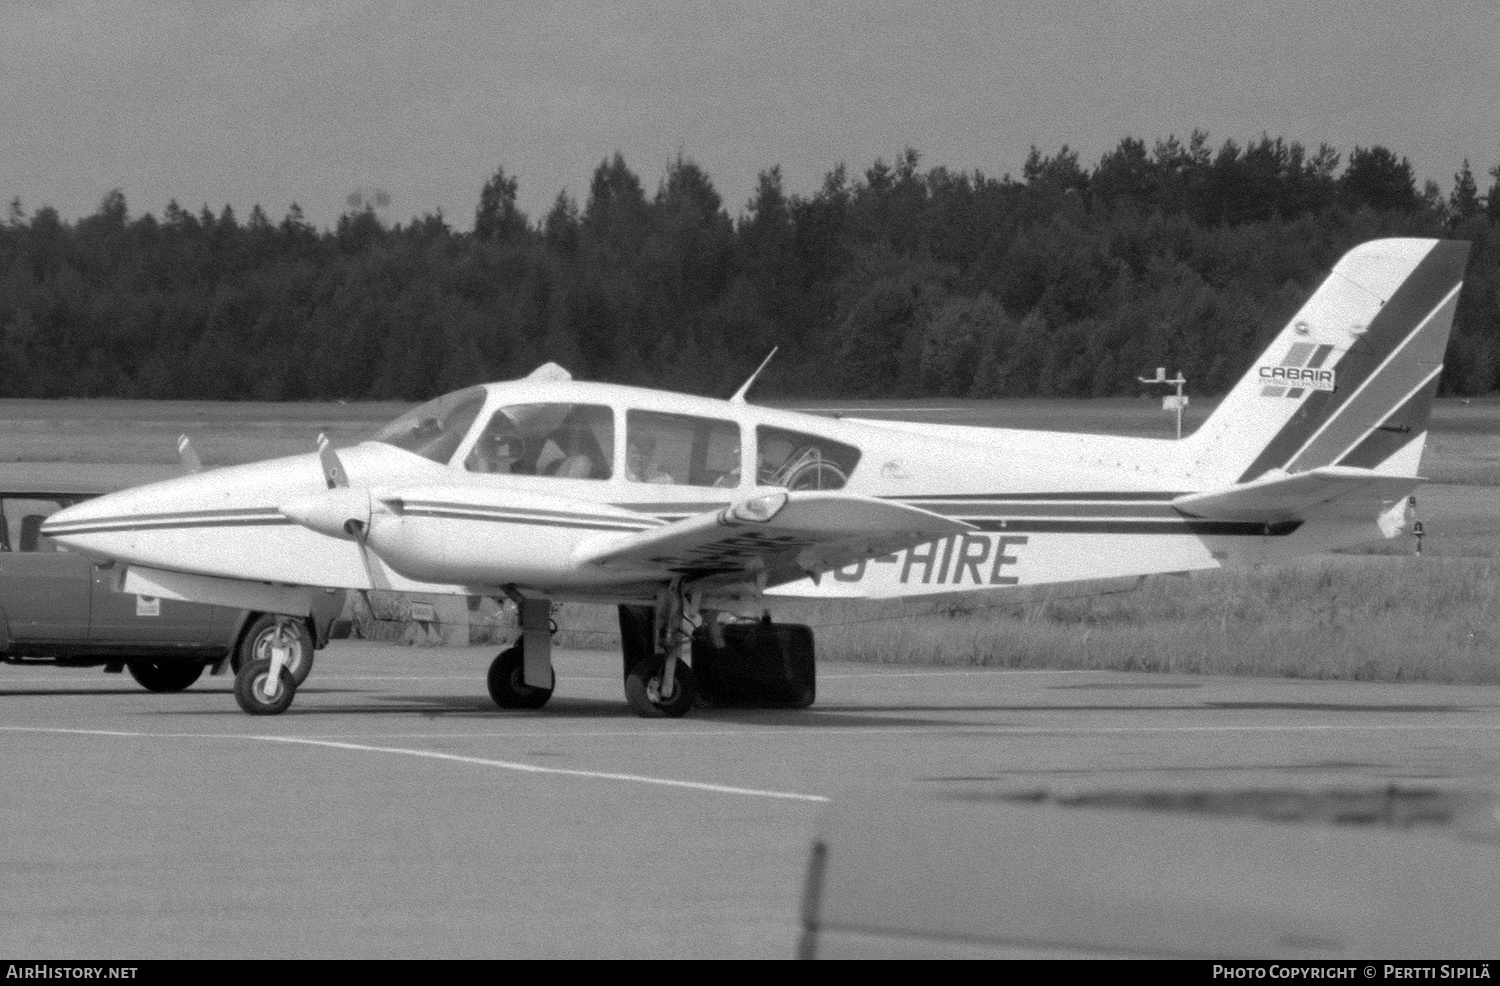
[257,736,829,802]
[0,726,828,803]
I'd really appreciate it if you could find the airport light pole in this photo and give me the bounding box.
[1137,367,1188,439]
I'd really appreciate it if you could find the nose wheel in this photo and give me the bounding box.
[232,615,301,715]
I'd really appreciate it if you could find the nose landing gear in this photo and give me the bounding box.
[233,615,302,714]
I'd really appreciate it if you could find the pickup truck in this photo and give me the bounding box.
[0,464,346,691]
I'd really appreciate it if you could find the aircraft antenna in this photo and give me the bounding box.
[730,348,778,404]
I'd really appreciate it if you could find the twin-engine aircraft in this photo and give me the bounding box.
[44,238,1469,718]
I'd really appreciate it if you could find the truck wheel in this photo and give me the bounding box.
[235,615,314,686]
[127,661,204,693]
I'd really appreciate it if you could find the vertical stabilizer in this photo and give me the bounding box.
[1184,238,1470,485]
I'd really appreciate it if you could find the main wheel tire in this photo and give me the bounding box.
[624,653,696,718]
[126,660,204,693]
[234,614,315,686]
[233,657,296,715]
[487,644,554,709]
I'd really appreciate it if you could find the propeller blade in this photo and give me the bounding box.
[317,434,349,489]
[177,435,203,474]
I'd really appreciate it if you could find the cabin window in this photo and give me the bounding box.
[756,427,860,490]
[625,411,741,487]
[372,387,487,464]
[465,403,614,479]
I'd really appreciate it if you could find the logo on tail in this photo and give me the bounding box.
[1258,346,1337,396]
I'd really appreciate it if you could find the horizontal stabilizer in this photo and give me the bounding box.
[579,492,973,587]
[1173,466,1422,523]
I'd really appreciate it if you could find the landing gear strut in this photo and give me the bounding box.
[621,582,698,718]
[486,595,557,711]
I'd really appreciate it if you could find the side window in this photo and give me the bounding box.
[466,403,614,480]
[0,497,75,553]
[756,427,861,491]
[626,411,741,487]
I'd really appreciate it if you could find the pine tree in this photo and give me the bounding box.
[474,166,528,241]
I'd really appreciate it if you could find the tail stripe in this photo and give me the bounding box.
[1285,289,1459,473]
[1234,241,1469,482]
[1333,372,1442,470]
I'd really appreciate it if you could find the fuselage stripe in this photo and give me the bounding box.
[45,497,1304,543]
[401,508,650,532]
[892,492,1185,502]
[41,517,293,537]
[966,519,1301,536]
[400,500,659,526]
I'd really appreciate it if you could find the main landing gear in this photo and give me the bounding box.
[487,642,555,709]
[482,588,699,718]
[485,596,558,710]
[617,583,698,719]
[485,585,814,719]
[624,651,696,718]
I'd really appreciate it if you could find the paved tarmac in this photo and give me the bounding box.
[3,642,1500,959]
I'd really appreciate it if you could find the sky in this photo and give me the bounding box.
[3,0,1498,232]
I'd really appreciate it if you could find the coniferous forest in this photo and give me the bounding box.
[3,134,1499,402]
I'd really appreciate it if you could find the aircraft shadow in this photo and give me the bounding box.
[1207,701,1473,713]
[920,759,1390,780]
[678,707,978,729]
[132,692,976,729]
[0,688,152,697]
[1048,682,1204,690]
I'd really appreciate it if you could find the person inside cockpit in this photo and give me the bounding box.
[466,417,523,474]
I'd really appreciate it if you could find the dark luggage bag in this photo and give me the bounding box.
[691,619,816,709]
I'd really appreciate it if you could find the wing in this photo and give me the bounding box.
[1172,466,1422,523]
[576,491,975,589]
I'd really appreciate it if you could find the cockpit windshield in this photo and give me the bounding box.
[370,386,486,464]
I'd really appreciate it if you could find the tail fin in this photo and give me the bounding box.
[1185,238,1470,485]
